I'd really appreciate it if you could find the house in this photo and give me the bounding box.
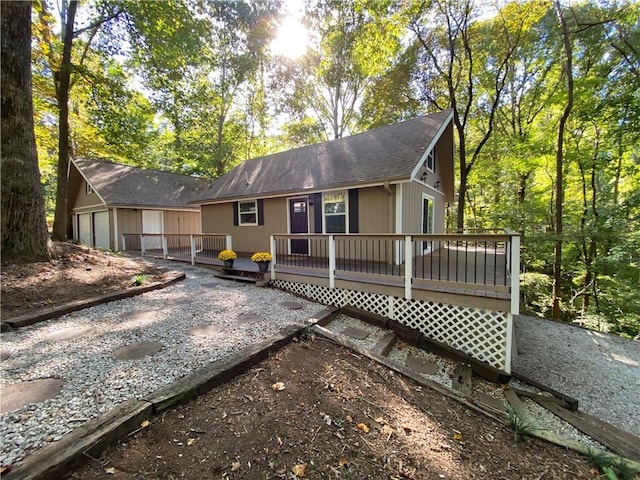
[191,110,455,255]
[112,111,519,374]
[68,158,208,251]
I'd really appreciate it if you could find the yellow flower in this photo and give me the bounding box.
[251,252,272,262]
[218,249,237,261]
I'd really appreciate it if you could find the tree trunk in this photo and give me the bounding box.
[551,2,574,320]
[51,0,78,241]
[1,1,52,262]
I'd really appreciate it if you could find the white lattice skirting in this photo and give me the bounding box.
[272,279,512,373]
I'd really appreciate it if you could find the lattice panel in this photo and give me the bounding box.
[393,298,508,370]
[271,279,509,371]
[345,290,391,317]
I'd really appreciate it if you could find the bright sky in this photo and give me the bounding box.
[270,16,309,59]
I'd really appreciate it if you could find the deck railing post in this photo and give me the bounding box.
[329,235,336,289]
[190,235,196,265]
[270,235,277,281]
[162,235,168,259]
[225,234,233,252]
[404,235,412,300]
[510,233,520,315]
[140,234,145,257]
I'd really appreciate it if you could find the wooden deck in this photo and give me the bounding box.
[123,231,519,313]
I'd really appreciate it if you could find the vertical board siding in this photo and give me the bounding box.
[358,186,393,234]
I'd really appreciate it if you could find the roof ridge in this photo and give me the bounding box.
[73,157,208,181]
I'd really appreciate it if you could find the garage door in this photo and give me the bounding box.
[93,211,110,250]
[78,214,91,246]
[142,210,163,249]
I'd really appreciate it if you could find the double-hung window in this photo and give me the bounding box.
[323,191,346,233]
[238,200,258,226]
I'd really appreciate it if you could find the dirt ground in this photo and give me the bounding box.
[1,242,166,320]
[67,338,597,480]
[2,244,601,479]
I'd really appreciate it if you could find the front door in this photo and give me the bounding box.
[289,198,309,255]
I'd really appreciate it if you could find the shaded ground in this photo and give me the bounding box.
[67,338,596,480]
[1,244,602,478]
[1,243,166,320]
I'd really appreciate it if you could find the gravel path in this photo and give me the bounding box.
[513,314,640,436]
[0,262,319,467]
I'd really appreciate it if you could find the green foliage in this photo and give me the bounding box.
[133,274,147,286]
[506,406,539,444]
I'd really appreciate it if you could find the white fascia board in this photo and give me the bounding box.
[409,110,454,180]
[70,158,108,206]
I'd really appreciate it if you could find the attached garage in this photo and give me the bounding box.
[93,211,110,249]
[78,214,91,246]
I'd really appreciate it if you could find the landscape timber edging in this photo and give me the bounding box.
[1,271,185,331]
[310,324,640,476]
[3,308,338,480]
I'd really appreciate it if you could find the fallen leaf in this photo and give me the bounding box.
[272,382,285,391]
[382,424,393,435]
[231,461,241,472]
[323,413,332,425]
[355,423,369,433]
[453,433,463,441]
[140,420,150,428]
[105,467,116,474]
[345,415,353,422]
[338,457,349,467]
[292,463,307,477]
[187,437,196,446]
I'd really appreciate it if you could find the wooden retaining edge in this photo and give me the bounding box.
[1,271,186,330]
[311,324,640,475]
[533,398,640,462]
[511,371,579,411]
[3,399,153,480]
[311,324,508,425]
[3,308,338,480]
[340,305,510,384]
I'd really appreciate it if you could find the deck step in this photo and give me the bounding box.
[371,332,397,357]
[214,273,260,284]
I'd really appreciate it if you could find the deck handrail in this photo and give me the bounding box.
[121,233,232,265]
[270,232,520,314]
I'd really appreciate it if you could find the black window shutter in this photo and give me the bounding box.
[313,193,322,233]
[232,202,239,226]
[348,189,359,233]
[257,199,264,225]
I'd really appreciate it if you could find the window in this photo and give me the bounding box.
[292,201,307,213]
[86,182,93,195]
[323,191,346,233]
[238,200,257,225]
[426,149,435,173]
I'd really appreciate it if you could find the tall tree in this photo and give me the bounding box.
[409,0,524,229]
[551,1,574,320]
[36,0,122,241]
[1,1,52,262]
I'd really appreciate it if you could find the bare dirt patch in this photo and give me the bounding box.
[67,338,597,480]
[1,242,166,320]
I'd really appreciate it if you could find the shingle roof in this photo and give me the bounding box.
[193,110,453,204]
[72,158,209,209]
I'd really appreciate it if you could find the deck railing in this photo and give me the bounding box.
[271,231,520,314]
[121,233,232,265]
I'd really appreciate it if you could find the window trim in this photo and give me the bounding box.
[425,149,435,173]
[322,190,348,234]
[238,200,258,226]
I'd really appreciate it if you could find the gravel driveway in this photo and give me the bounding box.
[0,262,320,467]
[513,314,640,436]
